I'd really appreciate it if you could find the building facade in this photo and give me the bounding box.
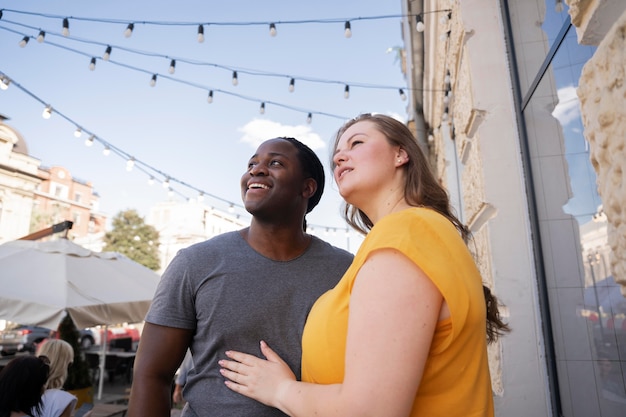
[402,0,626,415]
[0,116,107,248]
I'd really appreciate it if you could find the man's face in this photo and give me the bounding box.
[240,138,308,218]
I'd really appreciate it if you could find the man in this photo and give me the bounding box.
[128,137,353,416]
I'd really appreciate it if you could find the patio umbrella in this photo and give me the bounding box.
[0,238,160,330]
[0,238,161,399]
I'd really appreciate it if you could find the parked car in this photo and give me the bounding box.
[0,324,52,356]
[0,323,96,356]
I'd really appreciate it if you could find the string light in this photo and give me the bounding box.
[168,59,176,74]
[150,74,157,87]
[42,105,52,119]
[269,23,277,37]
[124,23,135,38]
[232,71,238,86]
[415,15,425,32]
[444,70,451,86]
[103,45,112,60]
[207,90,213,103]
[288,78,295,92]
[37,31,45,43]
[162,177,170,188]
[85,135,94,146]
[89,57,96,71]
[103,146,110,156]
[228,203,235,213]
[0,77,10,90]
[555,0,564,12]
[259,102,265,114]
[197,24,205,43]
[73,127,82,137]
[344,85,350,99]
[399,88,406,100]
[344,21,352,38]
[148,176,155,186]
[306,112,312,124]
[62,18,69,37]
[18,36,29,47]
[198,192,204,202]
[126,157,135,171]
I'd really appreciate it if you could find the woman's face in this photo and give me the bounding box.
[332,120,402,205]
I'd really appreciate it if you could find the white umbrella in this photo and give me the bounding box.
[0,238,161,399]
[0,238,160,329]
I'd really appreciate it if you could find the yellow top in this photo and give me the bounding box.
[301,208,494,417]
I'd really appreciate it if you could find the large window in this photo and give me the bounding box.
[512,1,626,415]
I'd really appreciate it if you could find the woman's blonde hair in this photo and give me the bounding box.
[36,339,74,389]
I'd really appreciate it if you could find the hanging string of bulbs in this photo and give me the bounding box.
[0,70,363,236]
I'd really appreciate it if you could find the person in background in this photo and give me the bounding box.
[172,350,194,406]
[0,355,50,417]
[36,339,79,417]
[220,113,511,417]
[128,137,353,417]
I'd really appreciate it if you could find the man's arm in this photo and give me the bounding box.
[127,323,193,417]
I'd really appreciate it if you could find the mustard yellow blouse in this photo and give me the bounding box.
[301,208,494,417]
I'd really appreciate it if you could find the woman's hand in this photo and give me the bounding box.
[220,340,296,408]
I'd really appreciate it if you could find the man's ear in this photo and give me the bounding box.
[302,178,317,199]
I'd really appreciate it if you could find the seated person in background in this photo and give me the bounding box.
[0,354,50,417]
[37,339,85,417]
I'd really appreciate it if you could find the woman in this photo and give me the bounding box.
[0,355,50,417]
[36,339,78,417]
[220,113,510,417]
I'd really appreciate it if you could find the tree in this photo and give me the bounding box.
[103,209,160,271]
[59,314,92,391]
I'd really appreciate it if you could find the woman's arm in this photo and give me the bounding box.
[221,248,443,417]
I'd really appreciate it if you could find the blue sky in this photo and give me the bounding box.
[0,0,408,251]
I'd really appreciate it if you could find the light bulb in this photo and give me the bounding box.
[344,85,350,99]
[168,59,176,74]
[74,127,82,138]
[228,204,235,213]
[198,192,204,202]
[197,24,205,43]
[344,21,352,38]
[306,113,312,124]
[126,157,135,171]
[416,15,425,32]
[103,46,112,61]
[89,57,96,71]
[168,187,174,198]
[19,36,29,48]
[42,106,52,119]
[232,71,238,86]
[103,146,110,156]
[444,71,451,85]
[62,18,70,37]
[269,23,277,37]
[85,135,94,147]
[259,102,265,114]
[288,78,295,92]
[399,88,407,101]
[0,77,10,90]
[124,23,134,38]
[37,31,46,43]
[207,90,214,103]
[148,176,155,186]
[162,178,170,188]
[150,74,157,87]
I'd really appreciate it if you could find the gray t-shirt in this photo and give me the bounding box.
[146,231,353,417]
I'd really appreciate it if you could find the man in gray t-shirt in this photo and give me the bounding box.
[128,138,353,417]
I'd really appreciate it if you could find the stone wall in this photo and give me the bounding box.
[577,9,626,295]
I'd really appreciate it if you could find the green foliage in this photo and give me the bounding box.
[103,209,161,271]
[59,315,92,390]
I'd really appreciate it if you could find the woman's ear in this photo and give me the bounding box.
[395,148,409,166]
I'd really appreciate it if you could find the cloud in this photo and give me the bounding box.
[238,118,326,150]
[552,85,581,126]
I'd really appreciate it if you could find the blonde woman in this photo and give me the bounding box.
[36,339,79,417]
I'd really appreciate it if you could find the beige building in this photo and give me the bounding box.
[401,0,626,415]
[0,115,107,248]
